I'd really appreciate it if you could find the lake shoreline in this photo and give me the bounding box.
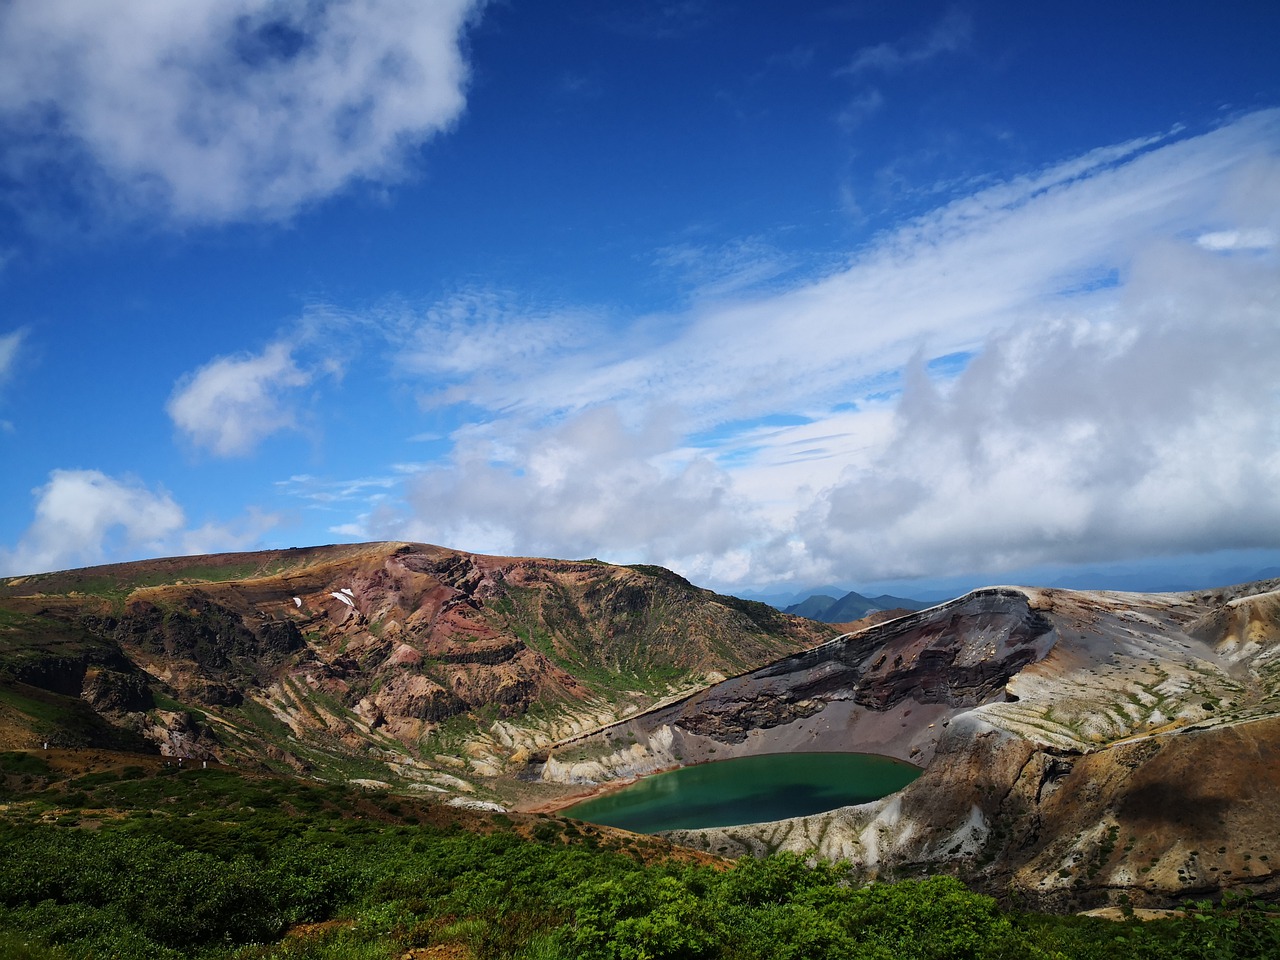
[518,763,685,816]
[531,752,924,833]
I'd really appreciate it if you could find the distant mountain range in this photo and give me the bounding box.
[736,566,1280,611]
[783,590,931,623]
[1048,566,1280,593]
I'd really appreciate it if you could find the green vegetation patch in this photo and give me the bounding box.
[1,558,287,603]
[0,685,153,753]
[1,760,1278,960]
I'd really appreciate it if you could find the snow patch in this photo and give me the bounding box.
[330,592,354,607]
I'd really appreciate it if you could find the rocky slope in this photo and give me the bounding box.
[531,582,1280,910]
[0,543,833,800]
[5,546,1278,911]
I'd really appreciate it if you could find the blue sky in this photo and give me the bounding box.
[2,1,1279,596]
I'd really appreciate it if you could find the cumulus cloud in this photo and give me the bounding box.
[364,406,758,581]
[0,469,282,576]
[0,0,482,223]
[0,469,184,575]
[180,508,283,559]
[167,341,312,457]
[799,240,1280,579]
[366,110,1280,587]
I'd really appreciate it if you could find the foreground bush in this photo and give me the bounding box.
[0,776,1276,960]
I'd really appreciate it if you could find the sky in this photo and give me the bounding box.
[1,1,1279,598]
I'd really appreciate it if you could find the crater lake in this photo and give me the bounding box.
[561,752,922,833]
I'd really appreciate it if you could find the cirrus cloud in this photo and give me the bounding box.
[0,328,23,387]
[839,8,972,76]
[361,110,1280,588]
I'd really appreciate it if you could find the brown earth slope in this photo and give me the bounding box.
[535,582,1280,911]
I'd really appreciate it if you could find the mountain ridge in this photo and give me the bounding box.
[3,545,1279,912]
[0,541,832,797]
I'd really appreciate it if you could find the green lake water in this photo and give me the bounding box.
[561,752,922,833]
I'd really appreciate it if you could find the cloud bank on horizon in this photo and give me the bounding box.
[1,2,1278,593]
[383,114,1280,587]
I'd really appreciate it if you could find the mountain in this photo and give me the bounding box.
[5,544,1279,913]
[531,581,1280,911]
[780,594,839,619]
[0,542,833,798]
[731,584,853,609]
[784,589,931,623]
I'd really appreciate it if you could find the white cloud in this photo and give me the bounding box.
[0,329,24,433]
[836,88,885,131]
[839,9,972,76]
[0,328,23,386]
[167,341,311,457]
[406,112,1279,435]
[0,0,482,223]
[394,290,598,381]
[180,508,283,559]
[276,473,399,506]
[367,110,1280,587]
[653,237,797,300]
[799,240,1280,579]
[369,406,757,578]
[0,469,184,575]
[1196,228,1277,251]
[0,469,283,576]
